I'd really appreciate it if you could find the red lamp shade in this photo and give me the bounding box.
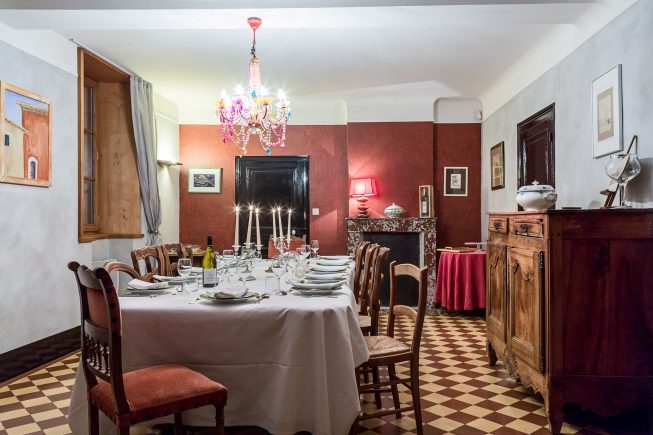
[349,177,378,218]
[349,177,378,197]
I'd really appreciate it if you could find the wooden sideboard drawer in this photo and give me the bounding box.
[489,218,508,233]
[513,218,544,237]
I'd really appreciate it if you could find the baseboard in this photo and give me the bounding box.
[0,326,80,384]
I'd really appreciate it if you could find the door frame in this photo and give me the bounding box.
[517,103,555,189]
[234,155,310,246]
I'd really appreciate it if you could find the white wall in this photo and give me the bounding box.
[0,38,87,353]
[481,0,653,238]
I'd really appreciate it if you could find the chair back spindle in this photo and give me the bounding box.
[358,244,379,315]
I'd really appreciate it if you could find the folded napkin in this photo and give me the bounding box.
[305,272,348,281]
[316,259,350,266]
[127,279,169,290]
[309,264,349,272]
[213,286,249,299]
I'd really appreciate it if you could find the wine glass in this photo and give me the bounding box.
[310,240,320,258]
[605,153,641,207]
[271,255,285,280]
[177,258,192,293]
[302,244,311,260]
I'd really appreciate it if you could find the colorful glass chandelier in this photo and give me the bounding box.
[216,17,291,155]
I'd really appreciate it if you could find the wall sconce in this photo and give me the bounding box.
[349,177,378,218]
[157,159,183,167]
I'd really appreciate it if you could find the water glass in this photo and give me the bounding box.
[310,240,320,258]
[265,276,281,295]
[177,258,192,293]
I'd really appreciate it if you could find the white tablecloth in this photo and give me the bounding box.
[67,263,368,435]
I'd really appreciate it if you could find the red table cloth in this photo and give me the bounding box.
[436,251,486,310]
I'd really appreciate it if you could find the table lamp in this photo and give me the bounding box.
[349,177,378,218]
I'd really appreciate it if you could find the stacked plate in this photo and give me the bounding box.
[289,278,346,296]
[199,286,258,304]
[124,279,173,295]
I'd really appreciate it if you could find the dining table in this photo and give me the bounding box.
[435,250,487,310]
[67,260,369,435]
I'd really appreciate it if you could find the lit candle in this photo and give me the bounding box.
[234,206,240,246]
[287,208,292,242]
[255,208,261,246]
[246,205,253,245]
[277,207,284,240]
[271,208,277,241]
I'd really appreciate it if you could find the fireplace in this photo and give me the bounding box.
[346,217,437,307]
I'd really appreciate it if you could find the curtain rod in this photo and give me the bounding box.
[69,38,136,77]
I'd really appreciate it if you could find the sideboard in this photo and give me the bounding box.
[486,209,653,433]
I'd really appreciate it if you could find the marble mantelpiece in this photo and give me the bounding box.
[345,217,437,306]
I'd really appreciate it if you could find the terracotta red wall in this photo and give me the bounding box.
[434,123,481,250]
[179,124,349,255]
[347,122,434,217]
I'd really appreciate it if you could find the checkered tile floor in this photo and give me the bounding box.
[0,315,649,435]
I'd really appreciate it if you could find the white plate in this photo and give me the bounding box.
[305,273,348,281]
[124,284,172,295]
[309,265,349,272]
[199,291,258,304]
[316,259,350,266]
[321,255,352,260]
[155,275,197,283]
[292,288,340,296]
[290,280,346,290]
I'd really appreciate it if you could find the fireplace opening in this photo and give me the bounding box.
[363,232,420,307]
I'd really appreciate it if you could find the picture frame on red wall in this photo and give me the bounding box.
[419,185,434,218]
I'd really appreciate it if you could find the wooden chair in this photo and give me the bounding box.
[67,262,228,435]
[357,244,379,320]
[354,261,428,435]
[352,241,371,304]
[130,246,164,280]
[159,243,189,276]
[104,261,142,287]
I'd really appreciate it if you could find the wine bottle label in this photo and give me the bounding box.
[203,268,217,286]
[422,201,428,213]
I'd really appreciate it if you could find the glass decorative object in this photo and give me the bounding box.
[604,153,641,208]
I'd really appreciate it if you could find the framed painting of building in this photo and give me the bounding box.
[0,82,52,187]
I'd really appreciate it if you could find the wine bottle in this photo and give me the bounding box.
[421,188,429,215]
[202,235,217,287]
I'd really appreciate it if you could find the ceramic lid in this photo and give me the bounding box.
[384,203,406,213]
[517,180,555,193]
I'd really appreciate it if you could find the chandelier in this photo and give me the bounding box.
[216,17,291,155]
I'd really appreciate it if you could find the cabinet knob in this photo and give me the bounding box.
[494,222,501,229]
[520,223,530,233]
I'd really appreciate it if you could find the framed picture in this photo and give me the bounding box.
[444,167,468,197]
[418,185,434,218]
[188,168,222,193]
[592,65,623,158]
[0,82,52,187]
[490,141,505,190]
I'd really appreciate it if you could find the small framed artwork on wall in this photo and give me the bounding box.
[419,185,434,218]
[490,141,505,190]
[188,168,222,193]
[592,64,623,158]
[444,167,468,196]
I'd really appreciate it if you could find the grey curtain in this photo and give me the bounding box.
[130,76,162,245]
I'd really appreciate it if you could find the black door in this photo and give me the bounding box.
[517,104,555,189]
[235,156,309,258]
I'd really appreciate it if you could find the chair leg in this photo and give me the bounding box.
[88,402,99,435]
[388,363,402,418]
[215,404,225,435]
[410,360,423,435]
[372,366,382,409]
[174,412,183,435]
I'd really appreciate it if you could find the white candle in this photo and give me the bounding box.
[287,208,292,242]
[277,207,284,240]
[246,205,253,245]
[255,208,261,246]
[234,206,240,246]
[271,208,277,241]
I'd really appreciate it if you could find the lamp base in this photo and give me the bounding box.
[356,196,370,218]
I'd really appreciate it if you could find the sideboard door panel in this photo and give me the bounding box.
[487,243,507,342]
[508,247,544,372]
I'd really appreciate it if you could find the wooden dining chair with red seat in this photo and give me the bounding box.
[130,246,164,281]
[68,262,228,435]
[354,261,428,435]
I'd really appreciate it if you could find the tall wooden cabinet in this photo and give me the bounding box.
[486,210,653,433]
